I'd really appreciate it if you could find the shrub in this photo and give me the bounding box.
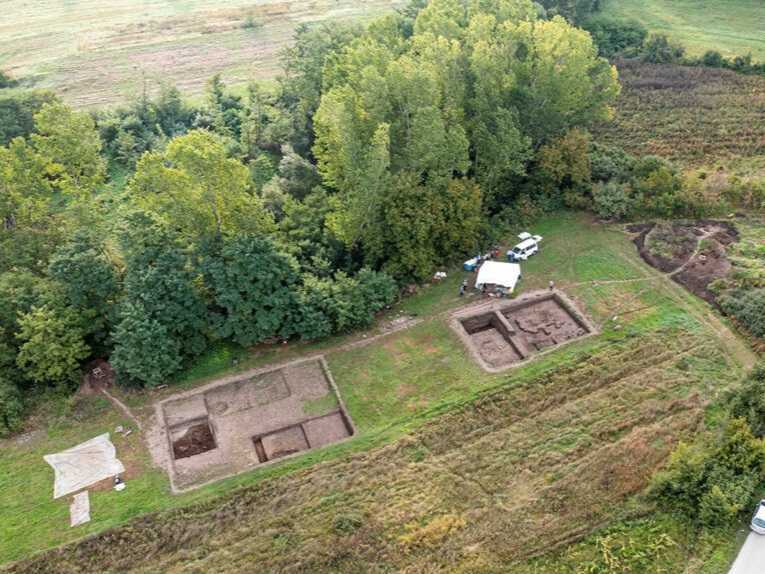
[538,128,592,190]
[642,34,685,64]
[296,269,396,340]
[702,50,726,68]
[578,522,676,574]
[583,17,647,58]
[332,512,364,535]
[651,419,765,528]
[728,363,765,437]
[326,271,393,333]
[634,165,684,217]
[0,71,18,89]
[720,289,765,338]
[589,142,635,183]
[0,377,23,437]
[592,181,634,220]
[357,268,398,313]
[241,15,262,30]
[296,276,334,341]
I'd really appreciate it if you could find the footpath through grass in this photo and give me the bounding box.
[598,0,765,60]
[0,212,754,568]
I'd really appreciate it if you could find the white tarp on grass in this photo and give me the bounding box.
[69,491,91,527]
[475,261,521,292]
[44,433,124,499]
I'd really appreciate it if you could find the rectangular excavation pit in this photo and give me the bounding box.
[460,311,524,368]
[156,358,355,491]
[453,291,595,373]
[252,411,354,463]
[170,417,217,460]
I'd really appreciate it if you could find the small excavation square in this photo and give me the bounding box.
[159,359,355,490]
[171,419,216,460]
[454,291,594,372]
[257,426,309,461]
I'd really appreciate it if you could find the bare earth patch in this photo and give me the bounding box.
[152,357,354,492]
[629,220,739,304]
[452,290,596,372]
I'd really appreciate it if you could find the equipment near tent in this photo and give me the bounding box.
[475,261,522,294]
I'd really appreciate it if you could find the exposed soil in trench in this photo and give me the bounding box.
[628,220,738,304]
[172,423,216,460]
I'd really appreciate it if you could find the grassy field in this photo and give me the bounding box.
[0,212,756,571]
[597,0,765,60]
[0,0,404,108]
[594,60,765,174]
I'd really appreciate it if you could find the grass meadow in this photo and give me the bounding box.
[1,213,757,572]
[598,0,765,60]
[0,0,405,108]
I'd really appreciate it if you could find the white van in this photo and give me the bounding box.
[507,232,542,262]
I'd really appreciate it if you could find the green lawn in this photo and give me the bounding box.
[598,0,765,60]
[0,212,755,567]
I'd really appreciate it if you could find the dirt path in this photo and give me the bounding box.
[101,388,143,431]
[668,229,716,277]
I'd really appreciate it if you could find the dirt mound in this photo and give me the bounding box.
[630,220,738,304]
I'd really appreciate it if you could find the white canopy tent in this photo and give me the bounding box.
[475,261,521,292]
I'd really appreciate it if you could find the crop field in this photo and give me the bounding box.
[597,0,765,61]
[595,60,765,172]
[1,213,755,572]
[0,0,405,108]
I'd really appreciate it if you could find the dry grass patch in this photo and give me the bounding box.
[1,0,405,107]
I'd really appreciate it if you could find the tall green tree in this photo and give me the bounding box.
[47,232,119,344]
[110,213,207,386]
[279,22,363,155]
[313,0,618,278]
[506,16,620,144]
[110,301,182,388]
[129,130,274,243]
[0,90,57,146]
[0,138,61,271]
[118,215,207,359]
[202,236,301,346]
[31,102,105,197]
[16,304,90,386]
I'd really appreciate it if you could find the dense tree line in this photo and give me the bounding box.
[581,13,765,75]
[0,0,621,434]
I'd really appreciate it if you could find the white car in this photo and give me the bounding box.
[507,232,543,262]
[751,500,765,534]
